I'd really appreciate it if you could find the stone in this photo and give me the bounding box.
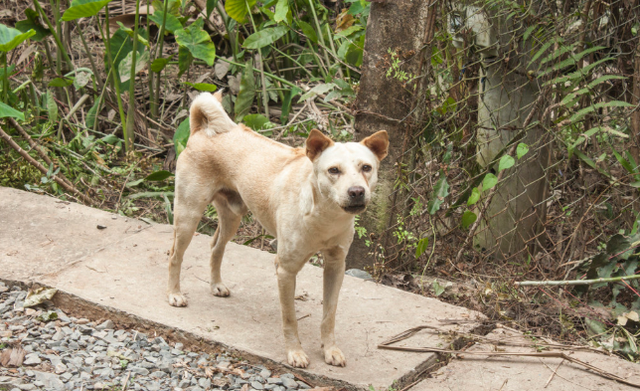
[23,353,42,365]
[96,320,115,330]
[33,371,64,390]
[260,369,272,378]
[281,378,298,389]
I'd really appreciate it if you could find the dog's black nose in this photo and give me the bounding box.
[348,186,365,200]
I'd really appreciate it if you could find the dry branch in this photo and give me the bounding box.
[378,326,640,389]
[515,274,640,286]
[0,124,96,206]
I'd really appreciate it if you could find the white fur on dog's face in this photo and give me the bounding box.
[313,142,380,214]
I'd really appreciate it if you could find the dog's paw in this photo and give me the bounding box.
[211,283,230,297]
[324,345,346,367]
[287,349,310,368]
[168,293,188,307]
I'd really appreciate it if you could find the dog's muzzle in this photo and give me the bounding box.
[342,186,367,214]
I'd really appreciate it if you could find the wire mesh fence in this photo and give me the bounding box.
[371,0,640,278]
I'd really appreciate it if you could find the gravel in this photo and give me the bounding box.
[0,283,312,391]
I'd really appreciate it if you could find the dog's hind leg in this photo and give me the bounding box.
[168,182,215,307]
[209,191,246,297]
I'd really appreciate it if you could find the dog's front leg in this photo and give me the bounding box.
[275,255,309,368]
[321,246,347,367]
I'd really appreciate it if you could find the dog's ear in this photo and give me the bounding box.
[213,91,223,103]
[361,130,389,161]
[306,129,334,161]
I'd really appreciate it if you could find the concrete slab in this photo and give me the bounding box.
[413,327,640,391]
[0,187,482,389]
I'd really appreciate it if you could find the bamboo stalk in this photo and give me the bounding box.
[515,274,640,287]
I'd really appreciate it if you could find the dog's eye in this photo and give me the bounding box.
[328,167,340,174]
[362,165,372,172]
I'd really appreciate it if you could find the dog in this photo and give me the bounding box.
[167,91,388,368]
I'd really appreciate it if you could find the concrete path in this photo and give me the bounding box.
[2,187,638,391]
[0,187,480,389]
[414,327,640,391]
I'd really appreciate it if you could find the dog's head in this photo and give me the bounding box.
[306,129,389,214]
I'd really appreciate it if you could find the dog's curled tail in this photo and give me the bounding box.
[190,91,237,136]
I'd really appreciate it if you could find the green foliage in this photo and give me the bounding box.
[0,24,35,53]
[148,11,183,33]
[481,173,498,191]
[0,102,24,120]
[15,9,51,42]
[62,0,114,21]
[461,211,477,229]
[243,27,289,50]
[498,155,515,172]
[427,174,449,215]
[581,232,640,358]
[175,19,216,66]
[225,0,257,23]
[235,59,256,122]
[173,118,190,158]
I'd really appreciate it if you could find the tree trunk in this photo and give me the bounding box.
[463,6,548,259]
[349,1,435,270]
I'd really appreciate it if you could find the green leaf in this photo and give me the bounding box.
[0,65,15,79]
[183,82,218,92]
[225,0,257,23]
[467,187,480,206]
[522,25,536,43]
[461,211,477,229]
[86,98,100,129]
[48,77,74,87]
[148,10,183,33]
[150,57,170,72]
[297,20,317,43]
[498,155,515,172]
[281,86,301,124]
[126,178,144,188]
[516,143,529,159]
[415,237,429,258]
[118,49,149,83]
[175,19,216,66]
[482,173,498,192]
[73,71,92,90]
[427,175,449,215]
[177,46,193,77]
[243,114,269,130]
[235,58,256,122]
[62,0,114,21]
[243,26,288,49]
[173,117,190,158]
[527,40,553,67]
[0,24,35,52]
[107,28,135,89]
[206,0,218,19]
[0,101,25,120]
[101,134,120,144]
[274,0,289,23]
[45,91,58,122]
[539,46,606,77]
[585,317,607,337]
[15,9,51,42]
[298,83,336,102]
[116,22,150,47]
[145,170,174,181]
[569,100,634,124]
[432,280,445,296]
